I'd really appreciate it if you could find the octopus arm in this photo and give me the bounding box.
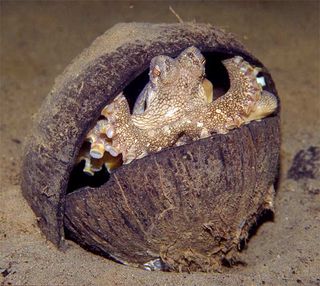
[133,83,150,115]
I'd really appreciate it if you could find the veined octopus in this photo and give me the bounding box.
[77,47,277,175]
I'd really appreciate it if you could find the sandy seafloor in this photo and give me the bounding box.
[0,1,319,285]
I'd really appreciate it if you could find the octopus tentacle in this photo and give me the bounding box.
[133,83,150,115]
[193,56,266,134]
[244,90,278,123]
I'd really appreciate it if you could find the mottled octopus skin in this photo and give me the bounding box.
[80,47,277,172]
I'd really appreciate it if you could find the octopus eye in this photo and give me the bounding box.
[199,73,205,80]
[152,66,161,77]
[188,53,196,61]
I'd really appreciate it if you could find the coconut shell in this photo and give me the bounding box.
[21,23,280,272]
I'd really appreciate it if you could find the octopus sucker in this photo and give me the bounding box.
[202,78,214,103]
[76,47,277,175]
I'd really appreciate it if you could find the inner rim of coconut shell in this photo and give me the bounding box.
[67,51,269,193]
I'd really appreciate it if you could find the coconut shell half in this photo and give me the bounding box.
[21,23,280,272]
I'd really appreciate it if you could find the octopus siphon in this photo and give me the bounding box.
[76,46,278,175]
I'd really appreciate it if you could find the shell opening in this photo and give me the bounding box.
[66,51,273,195]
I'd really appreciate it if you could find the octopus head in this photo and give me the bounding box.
[149,55,179,88]
[177,46,206,81]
